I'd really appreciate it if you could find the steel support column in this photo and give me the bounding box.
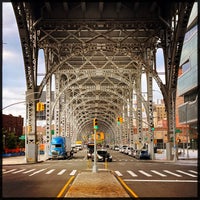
[44,48,52,160]
[54,73,60,136]
[26,91,38,163]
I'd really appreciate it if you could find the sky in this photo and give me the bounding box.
[2,2,164,124]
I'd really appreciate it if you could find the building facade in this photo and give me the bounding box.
[177,3,198,149]
[2,114,24,137]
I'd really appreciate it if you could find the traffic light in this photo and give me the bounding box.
[40,103,45,111]
[151,124,155,131]
[36,102,41,112]
[117,117,120,125]
[36,102,45,111]
[93,118,99,130]
[117,117,123,124]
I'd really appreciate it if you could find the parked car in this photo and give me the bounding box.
[114,145,120,151]
[135,149,150,159]
[92,149,112,162]
[127,147,134,156]
[71,146,78,153]
[125,146,134,155]
[132,149,139,158]
[120,145,128,153]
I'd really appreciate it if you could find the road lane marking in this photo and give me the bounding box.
[163,170,182,177]
[12,169,26,174]
[45,169,55,174]
[176,170,197,177]
[139,170,152,177]
[57,176,75,198]
[115,170,123,176]
[3,169,17,174]
[57,169,66,175]
[23,169,36,174]
[116,176,139,198]
[123,179,197,183]
[29,168,47,176]
[188,170,197,174]
[69,170,77,176]
[127,170,137,177]
[151,170,167,177]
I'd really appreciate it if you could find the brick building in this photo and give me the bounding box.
[2,114,24,137]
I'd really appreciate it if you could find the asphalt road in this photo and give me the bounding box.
[2,149,198,198]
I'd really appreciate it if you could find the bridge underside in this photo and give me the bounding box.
[12,1,194,162]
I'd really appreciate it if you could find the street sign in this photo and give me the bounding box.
[19,135,25,140]
[175,129,182,133]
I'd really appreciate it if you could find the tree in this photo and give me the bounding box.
[18,139,25,148]
[6,132,17,149]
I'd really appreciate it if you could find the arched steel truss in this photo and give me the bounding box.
[12,1,194,162]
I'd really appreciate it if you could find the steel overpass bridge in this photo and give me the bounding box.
[12,1,194,163]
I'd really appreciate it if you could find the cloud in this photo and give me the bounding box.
[2,3,26,121]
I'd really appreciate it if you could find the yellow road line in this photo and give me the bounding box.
[116,176,139,198]
[57,176,75,198]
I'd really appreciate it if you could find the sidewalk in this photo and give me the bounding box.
[155,149,198,160]
[2,154,46,165]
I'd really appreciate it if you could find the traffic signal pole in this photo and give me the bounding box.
[92,128,98,173]
[92,118,98,173]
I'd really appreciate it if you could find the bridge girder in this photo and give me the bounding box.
[12,1,194,162]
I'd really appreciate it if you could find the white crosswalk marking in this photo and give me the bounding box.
[3,167,197,179]
[151,170,167,177]
[3,169,17,174]
[127,170,137,177]
[70,170,77,176]
[12,169,26,174]
[163,170,182,177]
[23,169,36,174]
[188,170,197,174]
[57,169,66,175]
[115,170,123,176]
[176,170,197,177]
[29,168,47,176]
[139,170,152,177]
[45,169,55,174]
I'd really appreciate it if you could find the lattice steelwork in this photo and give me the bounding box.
[12,1,194,162]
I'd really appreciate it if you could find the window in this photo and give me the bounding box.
[182,61,190,73]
